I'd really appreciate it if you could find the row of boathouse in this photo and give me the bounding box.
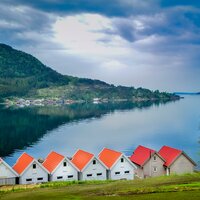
[0,145,196,185]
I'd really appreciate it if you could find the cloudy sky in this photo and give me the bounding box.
[0,0,200,92]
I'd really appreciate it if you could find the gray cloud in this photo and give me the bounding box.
[0,2,56,47]
[109,6,200,44]
[0,0,200,91]
[1,0,159,17]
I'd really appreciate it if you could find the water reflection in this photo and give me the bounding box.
[0,100,169,158]
[1,97,199,169]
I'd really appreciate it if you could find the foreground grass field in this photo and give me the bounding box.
[1,173,200,200]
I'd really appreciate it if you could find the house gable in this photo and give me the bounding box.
[81,157,107,180]
[169,152,196,168]
[111,154,137,170]
[110,155,136,180]
[47,158,79,181]
[142,153,165,178]
[83,157,107,172]
[20,160,49,184]
[22,160,49,176]
[52,158,79,174]
[0,159,18,178]
[169,154,196,174]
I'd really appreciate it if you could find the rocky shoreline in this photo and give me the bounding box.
[4,96,180,108]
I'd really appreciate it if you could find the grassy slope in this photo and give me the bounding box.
[1,173,200,200]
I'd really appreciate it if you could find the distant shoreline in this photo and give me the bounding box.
[3,97,179,108]
[174,92,200,95]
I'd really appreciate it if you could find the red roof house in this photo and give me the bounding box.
[159,146,196,175]
[42,151,79,181]
[130,145,156,167]
[71,149,107,180]
[130,145,165,178]
[13,152,49,184]
[99,148,137,180]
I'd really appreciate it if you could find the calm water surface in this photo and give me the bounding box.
[1,96,200,167]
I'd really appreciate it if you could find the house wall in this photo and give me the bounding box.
[143,154,165,178]
[19,161,48,184]
[0,177,16,185]
[0,162,17,185]
[81,158,107,181]
[50,159,78,181]
[0,162,17,178]
[134,165,144,179]
[110,155,135,180]
[170,154,195,175]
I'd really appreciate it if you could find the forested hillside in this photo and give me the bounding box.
[0,43,179,101]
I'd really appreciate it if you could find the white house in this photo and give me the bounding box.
[98,148,137,180]
[0,158,18,185]
[13,152,49,184]
[42,151,79,182]
[71,149,108,181]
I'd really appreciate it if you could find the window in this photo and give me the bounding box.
[63,161,67,167]
[57,176,63,179]
[93,160,96,165]
[26,178,32,182]
[37,177,43,181]
[115,172,120,175]
[68,175,73,178]
[33,164,36,169]
[153,156,157,161]
[97,173,102,176]
[124,171,130,174]
[121,158,124,163]
[153,167,157,172]
[87,174,92,177]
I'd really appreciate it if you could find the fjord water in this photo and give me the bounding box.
[1,95,200,167]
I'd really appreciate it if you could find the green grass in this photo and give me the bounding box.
[1,173,200,200]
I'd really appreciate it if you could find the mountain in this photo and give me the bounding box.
[0,44,71,96]
[0,43,179,101]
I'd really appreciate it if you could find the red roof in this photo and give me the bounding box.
[71,149,94,171]
[159,146,182,167]
[130,145,155,166]
[13,153,34,175]
[43,151,65,173]
[98,148,122,169]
